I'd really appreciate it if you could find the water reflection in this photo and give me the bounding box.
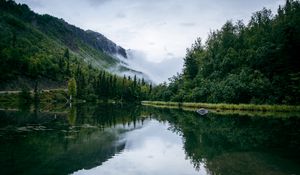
[0,104,299,175]
[153,108,300,175]
[73,120,204,175]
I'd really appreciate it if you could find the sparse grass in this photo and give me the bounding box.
[0,89,68,106]
[142,103,300,118]
[0,93,19,102]
[142,101,300,112]
[0,89,69,112]
[39,89,68,103]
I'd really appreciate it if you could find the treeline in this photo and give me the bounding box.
[151,0,300,105]
[21,48,152,102]
[8,48,152,103]
[74,63,152,102]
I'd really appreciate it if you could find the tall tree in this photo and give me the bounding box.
[64,48,70,76]
[183,38,203,80]
[68,77,77,102]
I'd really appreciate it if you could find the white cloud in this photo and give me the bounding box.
[125,50,183,84]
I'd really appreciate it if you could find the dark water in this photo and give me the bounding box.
[0,104,299,175]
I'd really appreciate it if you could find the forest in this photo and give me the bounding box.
[150,0,300,105]
[0,0,299,105]
[0,0,152,103]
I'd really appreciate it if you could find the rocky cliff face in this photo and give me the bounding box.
[85,30,127,58]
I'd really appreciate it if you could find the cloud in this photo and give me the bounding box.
[116,12,126,18]
[16,0,43,8]
[180,22,196,27]
[126,50,183,84]
[167,53,175,57]
[86,0,110,7]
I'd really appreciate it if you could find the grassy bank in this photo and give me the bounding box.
[0,89,68,108]
[142,101,300,112]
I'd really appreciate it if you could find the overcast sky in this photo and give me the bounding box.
[15,0,284,83]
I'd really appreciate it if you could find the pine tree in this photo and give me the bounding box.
[133,75,137,88]
[64,48,70,75]
[68,78,77,102]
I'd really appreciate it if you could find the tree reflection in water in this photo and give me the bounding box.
[0,104,299,175]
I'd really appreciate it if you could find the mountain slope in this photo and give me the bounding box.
[0,0,147,89]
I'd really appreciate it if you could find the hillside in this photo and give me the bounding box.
[0,0,146,90]
[151,0,300,105]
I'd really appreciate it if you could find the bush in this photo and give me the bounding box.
[19,85,31,103]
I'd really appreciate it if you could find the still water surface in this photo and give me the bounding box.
[0,104,299,175]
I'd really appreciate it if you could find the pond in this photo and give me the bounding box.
[0,104,299,175]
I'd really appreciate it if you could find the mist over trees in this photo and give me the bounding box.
[151,0,300,105]
[0,0,152,102]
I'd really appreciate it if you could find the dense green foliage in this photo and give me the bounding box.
[151,0,300,104]
[0,0,105,82]
[18,85,31,104]
[74,67,151,102]
[0,0,151,102]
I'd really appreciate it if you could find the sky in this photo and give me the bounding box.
[15,0,285,83]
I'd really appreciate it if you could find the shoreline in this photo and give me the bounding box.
[142,101,300,112]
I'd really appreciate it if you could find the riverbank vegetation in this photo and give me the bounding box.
[150,0,300,105]
[142,101,300,113]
